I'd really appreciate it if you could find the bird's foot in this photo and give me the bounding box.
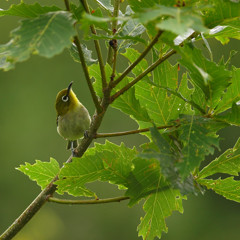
[84,130,89,138]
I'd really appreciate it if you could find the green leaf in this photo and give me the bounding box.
[138,185,185,240]
[91,8,109,32]
[128,0,176,12]
[140,128,199,195]
[118,6,146,52]
[17,158,60,190]
[207,24,240,44]
[203,0,240,28]
[0,2,60,18]
[56,141,136,197]
[199,138,240,179]
[133,57,194,130]
[215,67,240,114]
[215,102,240,126]
[90,63,112,97]
[56,148,104,197]
[139,126,176,180]
[126,157,185,240]
[178,44,232,108]
[177,116,219,178]
[198,177,240,203]
[121,48,150,82]
[0,11,76,70]
[69,43,97,65]
[94,0,114,12]
[70,3,84,21]
[138,6,208,35]
[112,77,151,122]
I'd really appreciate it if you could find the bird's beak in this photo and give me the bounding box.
[66,81,73,97]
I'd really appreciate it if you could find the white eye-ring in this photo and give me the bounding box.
[62,95,69,102]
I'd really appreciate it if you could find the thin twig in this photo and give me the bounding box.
[79,0,107,90]
[95,124,175,138]
[107,0,121,65]
[49,196,129,205]
[73,36,102,113]
[110,49,176,102]
[110,30,164,89]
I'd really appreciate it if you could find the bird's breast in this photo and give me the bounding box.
[57,105,91,140]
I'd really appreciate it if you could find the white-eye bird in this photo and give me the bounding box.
[55,82,91,150]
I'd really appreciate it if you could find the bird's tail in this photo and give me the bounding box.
[67,140,78,150]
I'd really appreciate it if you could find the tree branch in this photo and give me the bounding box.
[48,196,129,205]
[110,49,176,102]
[107,0,121,65]
[79,0,108,90]
[95,124,176,138]
[73,36,102,113]
[110,30,164,89]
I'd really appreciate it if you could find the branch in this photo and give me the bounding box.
[110,49,176,102]
[95,124,176,138]
[48,196,129,205]
[73,36,102,113]
[110,30,164,89]
[107,0,121,65]
[64,1,102,113]
[79,0,107,90]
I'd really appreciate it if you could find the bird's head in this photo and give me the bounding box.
[55,82,80,116]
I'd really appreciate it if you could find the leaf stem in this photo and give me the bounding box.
[48,196,129,205]
[79,0,108,90]
[95,125,176,138]
[110,30,163,89]
[111,49,176,102]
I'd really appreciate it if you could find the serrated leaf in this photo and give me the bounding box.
[56,149,104,197]
[56,141,137,197]
[90,63,112,97]
[178,44,232,108]
[198,177,240,203]
[122,48,150,82]
[133,55,194,130]
[96,141,137,186]
[17,158,60,190]
[138,5,208,36]
[139,126,176,179]
[94,0,114,12]
[126,157,185,240]
[128,0,176,12]
[203,0,240,28]
[0,11,76,70]
[140,129,199,195]
[112,77,151,122]
[199,138,240,179]
[215,67,240,114]
[69,43,97,65]
[215,102,240,126]
[0,2,60,18]
[177,116,219,178]
[70,3,84,21]
[138,185,184,240]
[118,6,146,52]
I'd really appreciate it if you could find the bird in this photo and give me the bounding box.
[55,82,91,152]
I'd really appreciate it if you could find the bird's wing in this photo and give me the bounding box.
[56,115,59,126]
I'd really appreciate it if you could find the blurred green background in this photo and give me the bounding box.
[1,1,240,239]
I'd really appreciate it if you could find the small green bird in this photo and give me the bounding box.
[55,82,91,150]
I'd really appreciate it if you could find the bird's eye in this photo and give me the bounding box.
[62,95,69,102]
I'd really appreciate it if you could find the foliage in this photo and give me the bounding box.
[1,0,240,240]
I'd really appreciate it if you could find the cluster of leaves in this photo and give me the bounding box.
[1,0,240,239]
